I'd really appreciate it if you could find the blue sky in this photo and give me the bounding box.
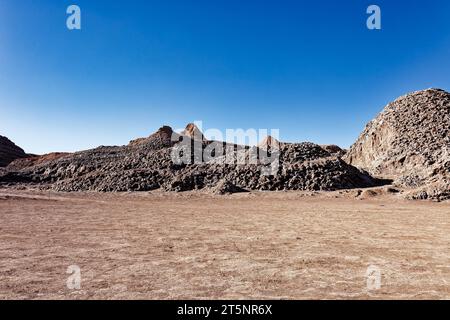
[1,0,450,154]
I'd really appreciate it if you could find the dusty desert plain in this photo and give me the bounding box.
[0,187,448,300]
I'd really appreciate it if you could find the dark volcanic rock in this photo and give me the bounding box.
[2,124,383,193]
[0,135,27,167]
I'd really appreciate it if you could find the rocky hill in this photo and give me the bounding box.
[2,89,448,199]
[345,89,450,200]
[0,135,27,167]
[1,124,383,193]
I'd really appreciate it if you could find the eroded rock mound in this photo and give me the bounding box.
[0,135,27,167]
[181,123,208,141]
[210,179,248,195]
[258,135,282,150]
[345,88,450,200]
[129,125,180,149]
[7,153,71,171]
[321,145,346,157]
[1,124,383,193]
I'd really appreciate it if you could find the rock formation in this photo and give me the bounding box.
[129,125,179,148]
[1,124,383,193]
[345,88,450,200]
[258,136,282,150]
[0,135,27,167]
[210,179,248,195]
[4,88,448,199]
[320,145,346,157]
[181,123,207,141]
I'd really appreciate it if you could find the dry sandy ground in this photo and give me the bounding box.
[0,188,449,300]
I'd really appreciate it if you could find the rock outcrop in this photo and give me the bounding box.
[210,179,248,195]
[320,145,346,157]
[1,124,383,193]
[258,136,282,150]
[181,123,207,141]
[129,125,179,148]
[345,88,450,200]
[0,135,27,167]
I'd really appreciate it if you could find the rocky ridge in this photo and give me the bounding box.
[1,124,382,193]
[2,88,448,199]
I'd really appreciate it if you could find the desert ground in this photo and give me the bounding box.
[0,187,449,300]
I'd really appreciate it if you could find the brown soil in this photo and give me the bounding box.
[7,153,71,171]
[0,188,448,300]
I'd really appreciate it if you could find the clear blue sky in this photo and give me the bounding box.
[1,0,450,154]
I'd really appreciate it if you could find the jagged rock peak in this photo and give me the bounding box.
[258,135,282,150]
[129,125,177,148]
[181,123,207,141]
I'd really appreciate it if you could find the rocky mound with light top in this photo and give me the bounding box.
[345,89,450,200]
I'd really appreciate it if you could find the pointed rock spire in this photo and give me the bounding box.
[181,123,207,141]
[258,135,281,150]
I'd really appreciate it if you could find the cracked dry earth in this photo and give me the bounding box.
[0,189,449,300]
